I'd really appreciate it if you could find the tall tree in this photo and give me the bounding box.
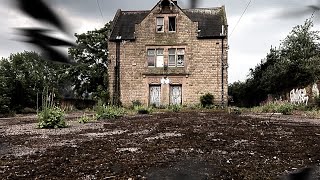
[68,22,112,102]
[229,17,320,107]
[0,51,65,113]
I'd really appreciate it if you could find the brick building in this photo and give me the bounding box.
[108,0,228,107]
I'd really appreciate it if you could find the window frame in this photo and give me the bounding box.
[168,16,176,32]
[156,17,164,33]
[168,48,185,67]
[147,48,164,67]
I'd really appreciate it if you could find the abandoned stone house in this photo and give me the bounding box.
[108,0,228,107]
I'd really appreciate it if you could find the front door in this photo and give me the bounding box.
[170,85,182,105]
[149,85,161,106]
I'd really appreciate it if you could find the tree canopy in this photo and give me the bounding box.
[229,18,320,107]
[67,22,112,103]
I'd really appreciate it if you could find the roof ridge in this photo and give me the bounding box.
[183,7,222,11]
[121,10,150,13]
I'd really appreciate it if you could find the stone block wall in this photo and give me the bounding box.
[108,5,228,107]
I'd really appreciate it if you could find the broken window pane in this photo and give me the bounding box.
[157,17,164,32]
[177,55,184,66]
[169,17,176,32]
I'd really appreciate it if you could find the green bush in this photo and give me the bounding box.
[200,93,214,108]
[95,102,125,120]
[131,100,142,108]
[37,107,66,129]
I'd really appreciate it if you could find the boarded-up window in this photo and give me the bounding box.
[156,17,164,32]
[156,49,164,67]
[169,17,176,32]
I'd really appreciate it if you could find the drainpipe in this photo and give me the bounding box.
[220,24,227,107]
[113,40,121,106]
[221,37,225,107]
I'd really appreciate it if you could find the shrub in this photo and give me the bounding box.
[200,93,214,108]
[38,107,66,129]
[37,88,66,129]
[95,103,126,120]
[277,103,295,115]
[131,100,142,108]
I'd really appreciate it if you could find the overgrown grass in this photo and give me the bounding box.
[134,105,153,114]
[95,101,126,120]
[167,104,182,112]
[251,102,296,115]
[78,113,96,124]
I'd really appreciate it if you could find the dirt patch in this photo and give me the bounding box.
[0,112,319,179]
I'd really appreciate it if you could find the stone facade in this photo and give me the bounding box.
[108,0,228,107]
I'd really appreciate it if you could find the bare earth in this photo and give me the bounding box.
[0,111,319,179]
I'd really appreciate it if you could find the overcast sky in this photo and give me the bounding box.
[0,0,319,83]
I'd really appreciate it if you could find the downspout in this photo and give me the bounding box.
[113,40,121,106]
[220,24,227,107]
[221,37,225,107]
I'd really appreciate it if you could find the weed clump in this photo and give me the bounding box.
[95,101,125,120]
[37,89,66,129]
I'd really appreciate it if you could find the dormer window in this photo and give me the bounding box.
[156,17,164,32]
[169,17,176,32]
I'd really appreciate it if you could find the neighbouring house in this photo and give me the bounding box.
[108,0,228,107]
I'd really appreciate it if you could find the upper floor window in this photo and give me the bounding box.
[169,48,185,67]
[156,17,164,32]
[169,17,176,32]
[148,49,164,67]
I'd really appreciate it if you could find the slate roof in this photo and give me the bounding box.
[183,8,227,38]
[109,10,149,41]
[109,5,227,41]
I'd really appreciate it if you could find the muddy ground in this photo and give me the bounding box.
[0,111,319,179]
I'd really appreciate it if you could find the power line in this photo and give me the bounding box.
[230,0,252,38]
[96,0,104,21]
